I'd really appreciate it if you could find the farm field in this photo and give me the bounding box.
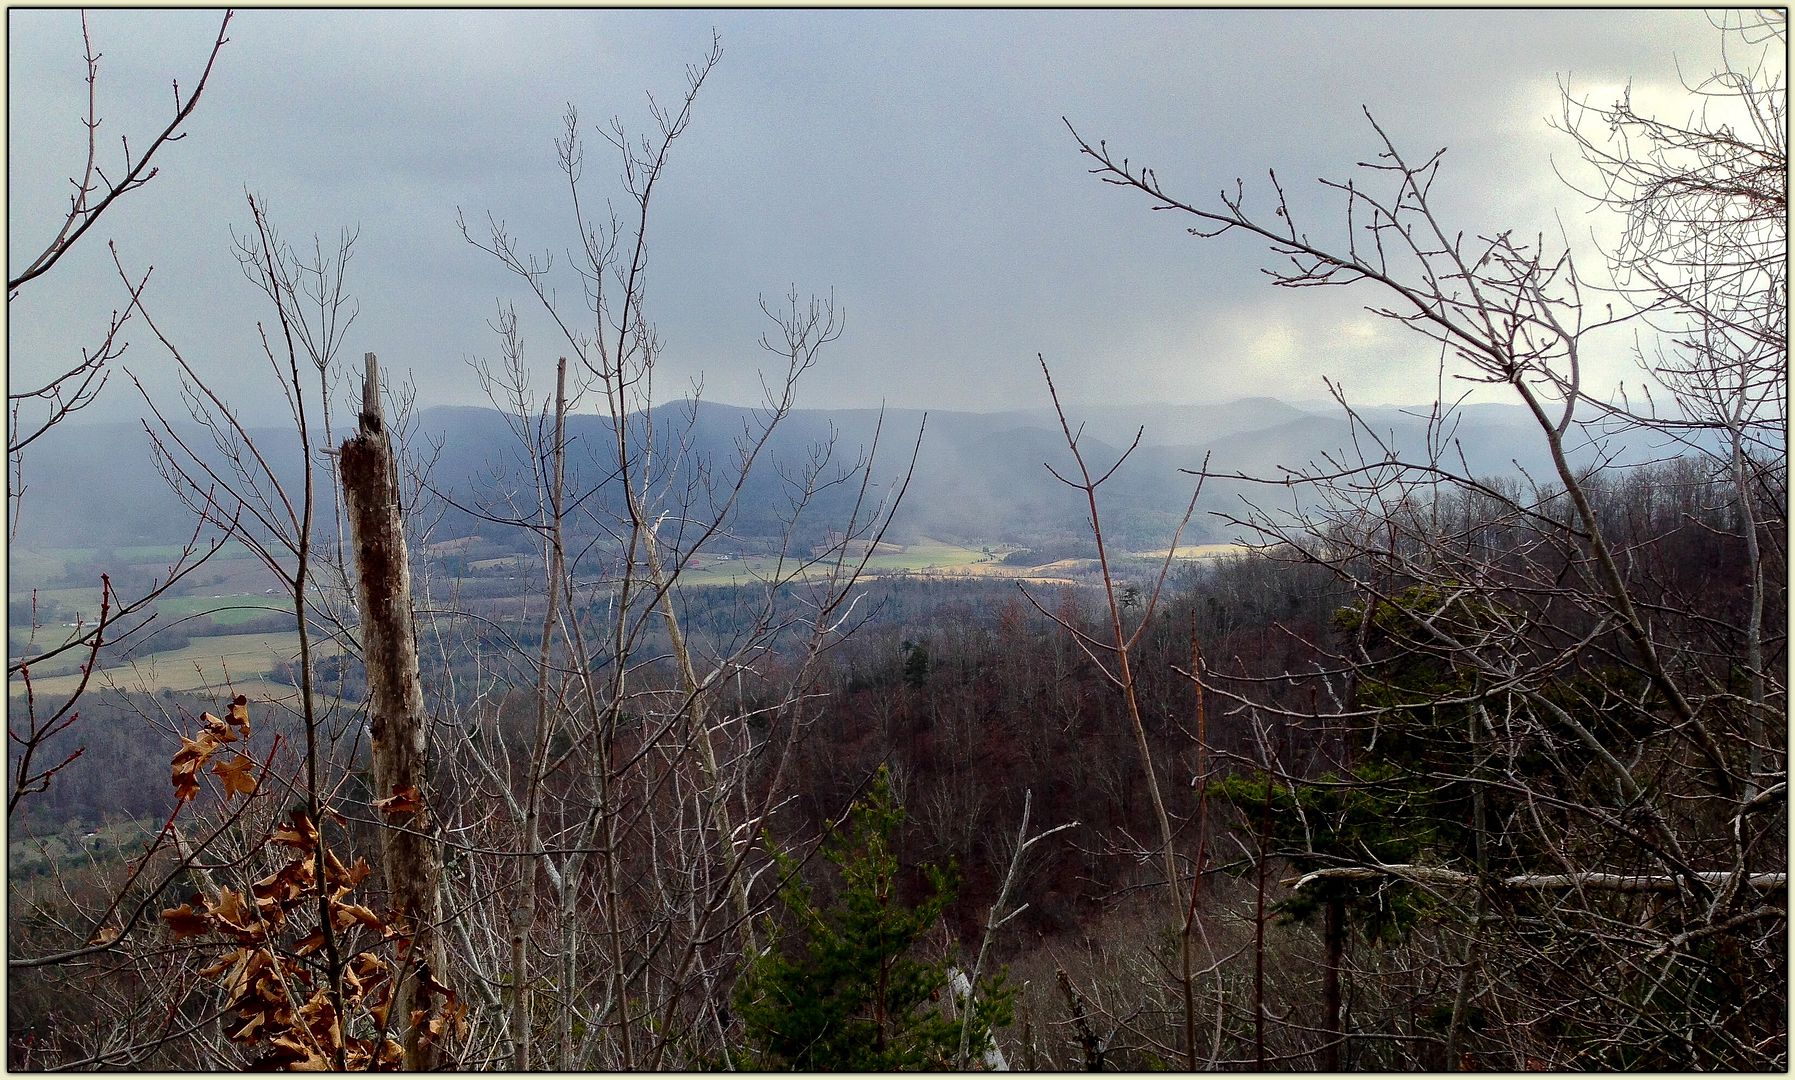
[7,547,77,584]
[9,545,274,618]
[14,584,109,620]
[8,585,110,660]
[9,593,287,663]
[1129,542,1250,561]
[10,542,289,658]
[914,557,1093,585]
[675,539,999,586]
[9,540,259,576]
[449,536,1089,591]
[154,593,291,628]
[9,631,335,699]
[6,532,1090,701]
[159,555,284,596]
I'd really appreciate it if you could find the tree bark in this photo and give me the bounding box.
[1321,896,1345,1070]
[341,352,445,1070]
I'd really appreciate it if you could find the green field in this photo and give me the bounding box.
[9,592,288,663]
[866,540,995,570]
[155,593,291,628]
[9,540,259,584]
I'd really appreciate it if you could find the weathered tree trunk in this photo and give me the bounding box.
[341,352,445,1070]
[1056,969,1106,1071]
[1254,771,1271,1071]
[1322,896,1345,1070]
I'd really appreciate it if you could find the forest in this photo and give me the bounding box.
[7,10,1786,1072]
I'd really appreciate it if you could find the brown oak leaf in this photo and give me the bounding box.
[330,901,385,932]
[323,851,373,900]
[297,986,341,1044]
[227,693,252,736]
[161,899,212,940]
[198,945,250,981]
[231,1011,268,1044]
[252,859,314,907]
[271,810,319,851]
[260,1032,329,1070]
[210,887,258,938]
[211,752,259,798]
[420,991,468,1045]
[371,784,423,816]
[349,950,392,991]
[199,711,238,743]
[170,734,212,802]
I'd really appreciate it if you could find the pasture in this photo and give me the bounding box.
[1129,542,1250,561]
[10,631,336,699]
[676,538,995,586]
[155,593,292,628]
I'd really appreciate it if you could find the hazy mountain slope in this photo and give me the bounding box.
[11,394,1693,561]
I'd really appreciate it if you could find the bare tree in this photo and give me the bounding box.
[1024,356,1217,1068]
[4,188,431,1069]
[9,10,233,518]
[432,37,928,1069]
[1062,11,1784,1069]
[1555,10,1786,800]
[8,12,232,297]
[8,10,233,825]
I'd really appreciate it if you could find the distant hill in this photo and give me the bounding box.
[9,394,1691,562]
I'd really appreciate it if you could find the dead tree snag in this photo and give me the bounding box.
[341,351,445,1069]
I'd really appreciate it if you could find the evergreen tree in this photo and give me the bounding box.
[734,766,1012,1070]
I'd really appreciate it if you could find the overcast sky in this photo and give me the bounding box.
[7,7,1744,424]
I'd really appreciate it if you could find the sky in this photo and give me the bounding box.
[6,7,1756,426]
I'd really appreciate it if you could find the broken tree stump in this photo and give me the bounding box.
[340,351,446,1069]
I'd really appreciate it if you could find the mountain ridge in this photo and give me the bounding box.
[9,394,1636,555]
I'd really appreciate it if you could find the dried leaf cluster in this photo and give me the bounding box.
[159,698,464,1069]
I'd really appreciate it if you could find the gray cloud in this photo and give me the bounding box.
[8,8,1732,426]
